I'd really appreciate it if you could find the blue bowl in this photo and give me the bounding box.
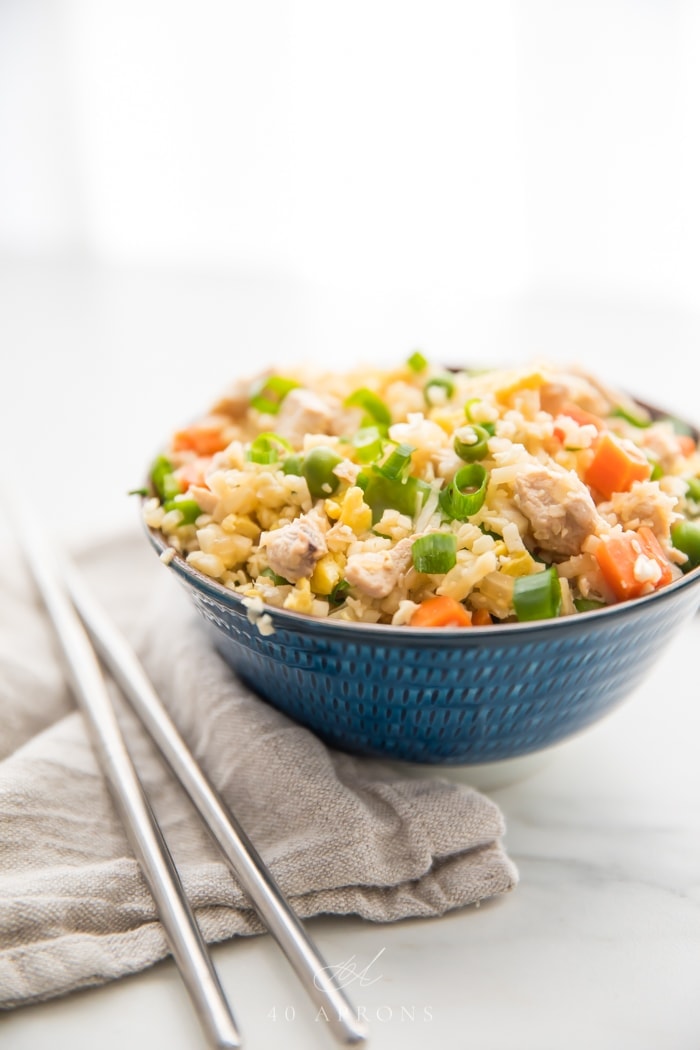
[147,528,700,764]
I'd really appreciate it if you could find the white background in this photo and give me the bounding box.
[2,1,700,546]
[3,1,700,543]
[3,1,700,305]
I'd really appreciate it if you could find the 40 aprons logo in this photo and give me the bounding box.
[266,948,434,1025]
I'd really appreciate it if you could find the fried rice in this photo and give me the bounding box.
[142,356,700,627]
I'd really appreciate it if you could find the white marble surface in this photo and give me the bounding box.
[2,261,700,1049]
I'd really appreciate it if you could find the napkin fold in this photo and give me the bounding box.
[0,533,517,1010]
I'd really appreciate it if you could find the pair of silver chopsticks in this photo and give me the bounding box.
[16,508,367,1050]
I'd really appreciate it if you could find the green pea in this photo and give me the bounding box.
[302,446,343,499]
[282,454,304,476]
[671,520,700,571]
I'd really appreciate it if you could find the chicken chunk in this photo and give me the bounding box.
[263,510,328,582]
[514,466,606,556]
[344,537,414,599]
[275,388,334,447]
[210,372,270,419]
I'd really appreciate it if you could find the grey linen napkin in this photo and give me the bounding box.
[0,532,517,1010]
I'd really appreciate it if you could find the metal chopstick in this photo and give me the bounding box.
[16,509,242,1050]
[63,560,368,1047]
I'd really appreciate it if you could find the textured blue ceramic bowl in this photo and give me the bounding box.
[147,528,700,764]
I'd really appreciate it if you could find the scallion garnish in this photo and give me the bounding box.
[407,350,428,373]
[439,463,488,521]
[261,566,290,585]
[376,442,415,481]
[610,405,651,428]
[412,533,457,574]
[648,458,664,482]
[163,494,202,525]
[352,425,385,463]
[685,477,700,502]
[151,455,181,501]
[513,567,562,621]
[344,388,392,429]
[453,424,490,462]
[424,376,455,406]
[361,471,432,524]
[247,432,293,464]
[249,376,300,415]
[573,597,606,613]
[464,399,496,435]
[328,579,351,606]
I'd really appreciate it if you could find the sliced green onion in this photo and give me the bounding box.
[412,533,457,574]
[648,458,664,482]
[480,525,502,542]
[260,566,290,585]
[424,376,455,406]
[610,405,651,428]
[163,494,202,525]
[671,520,700,570]
[574,597,606,613]
[439,463,488,521]
[685,477,700,502]
[352,425,385,463]
[151,455,181,501]
[128,487,149,497]
[464,399,496,435]
[407,350,428,373]
[247,432,293,464]
[454,424,490,462]
[513,567,562,621]
[302,446,343,499]
[328,579,351,606]
[360,471,432,524]
[376,442,415,481]
[249,375,300,415]
[344,388,392,429]
[282,453,304,475]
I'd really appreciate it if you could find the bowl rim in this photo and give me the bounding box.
[146,521,700,640]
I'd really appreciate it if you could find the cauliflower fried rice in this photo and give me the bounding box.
[143,356,700,627]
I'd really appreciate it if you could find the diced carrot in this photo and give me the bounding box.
[677,434,697,457]
[471,608,493,626]
[173,423,228,457]
[594,526,673,601]
[410,596,472,628]
[584,432,651,499]
[560,402,604,430]
[552,403,604,445]
[174,457,213,492]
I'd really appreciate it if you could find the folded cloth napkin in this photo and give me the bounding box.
[0,532,517,1010]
